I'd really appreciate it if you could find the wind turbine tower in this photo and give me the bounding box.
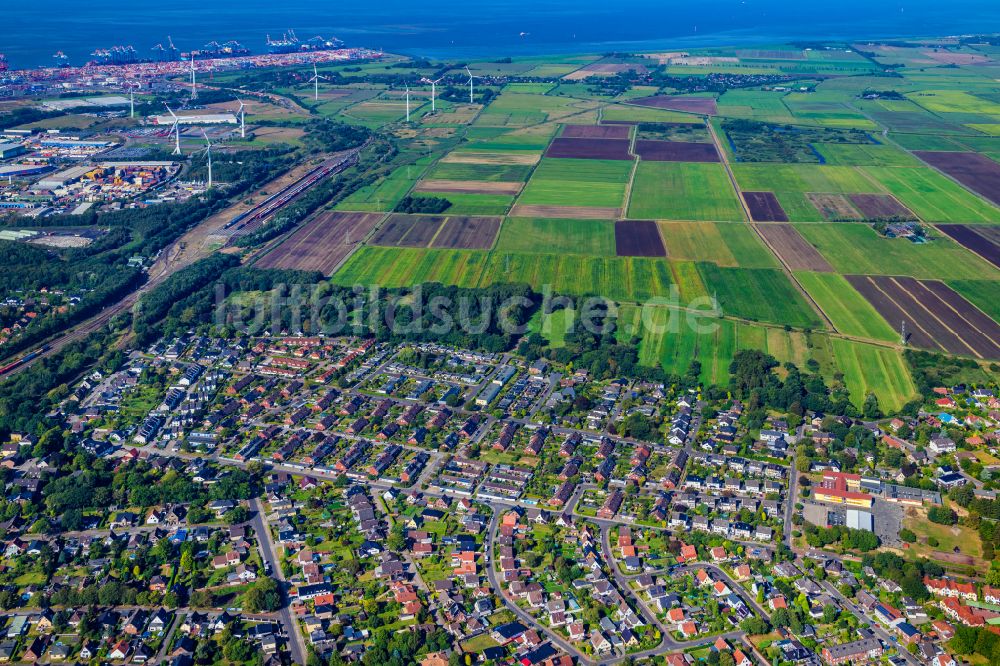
[236,98,246,138]
[421,77,444,113]
[404,86,410,122]
[308,64,328,101]
[465,66,478,104]
[202,130,213,188]
[189,52,197,98]
[164,103,182,156]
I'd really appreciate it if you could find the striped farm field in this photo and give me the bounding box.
[619,305,828,386]
[795,272,897,341]
[332,247,706,302]
[424,161,534,182]
[628,162,744,221]
[948,279,1000,321]
[830,339,918,412]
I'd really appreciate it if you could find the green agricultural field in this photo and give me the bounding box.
[602,104,696,123]
[795,223,1000,280]
[518,158,633,209]
[416,192,515,215]
[795,272,898,341]
[695,264,823,329]
[908,90,1000,116]
[527,307,576,347]
[948,280,1000,322]
[813,142,921,166]
[424,161,533,182]
[332,247,488,288]
[628,162,744,221]
[830,339,918,412]
[336,161,429,212]
[861,166,1000,223]
[332,247,704,303]
[495,218,615,255]
[657,221,778,268]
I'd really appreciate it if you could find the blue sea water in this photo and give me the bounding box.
[4,0,1000,69]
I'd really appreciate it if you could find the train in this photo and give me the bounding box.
[0,345,49,377]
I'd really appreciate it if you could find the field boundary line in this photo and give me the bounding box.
[706,121,835,332]
[887,276,981,357]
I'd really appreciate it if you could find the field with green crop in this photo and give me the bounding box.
[795,272,898,341]
[628,162,744,221]
[495,218,615,255]
[795,223,999,280]
[695,264,822,328]
[861,166,1000,223]
[830,339,918,412]
[948,280,1000,322]
[518,158,633,209]
[657,221,778,268]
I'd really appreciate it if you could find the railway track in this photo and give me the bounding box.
[224,151,360,241]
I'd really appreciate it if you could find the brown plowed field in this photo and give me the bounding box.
[846,275,1000,358]
[256,212,382,275]
[634,140,720,162]
[846,275,941,351]
[744,191,789,222]
[370,214,445,248]
[430,216,502,250]
[544,137,633,160]
[415,179,523,195]
[848,194,916,220]
[937,224,1000,269]
[509,204,621,219]
[562,124,631,139]
[757,224,832,271]
[631,96,718,115]
[614,220,666,257]
[806,193,863,221]
[914,151,1000,207]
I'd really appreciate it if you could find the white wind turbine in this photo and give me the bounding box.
[235,98,247,138]
[308,64,328,101]
[464,66,481,104]
[201,130,213,189]
[164,103,182,155]
[189,52,197,98]
[420,76,444,113]
[404,86,411,122]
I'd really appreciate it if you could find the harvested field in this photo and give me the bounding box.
[430,216,502,250]
[806,193,864,221]
[743,191,789,222]
[846,275,1000,358]
[441,152,540,166]
[370,214,445,248]
[544,137,633,160]
[414,179,523,195]
[509,204,620,219]
[562,124,631,139]
[937,224,1000,269]
[256,212,381,275]
[914,151,1000,207]
[615,220,666,257]
[632,96,718,115]
[848,193,916,220]
[757,224,832,271]
[634,140,719,162]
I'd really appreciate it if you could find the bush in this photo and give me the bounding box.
[899,528,917,543]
